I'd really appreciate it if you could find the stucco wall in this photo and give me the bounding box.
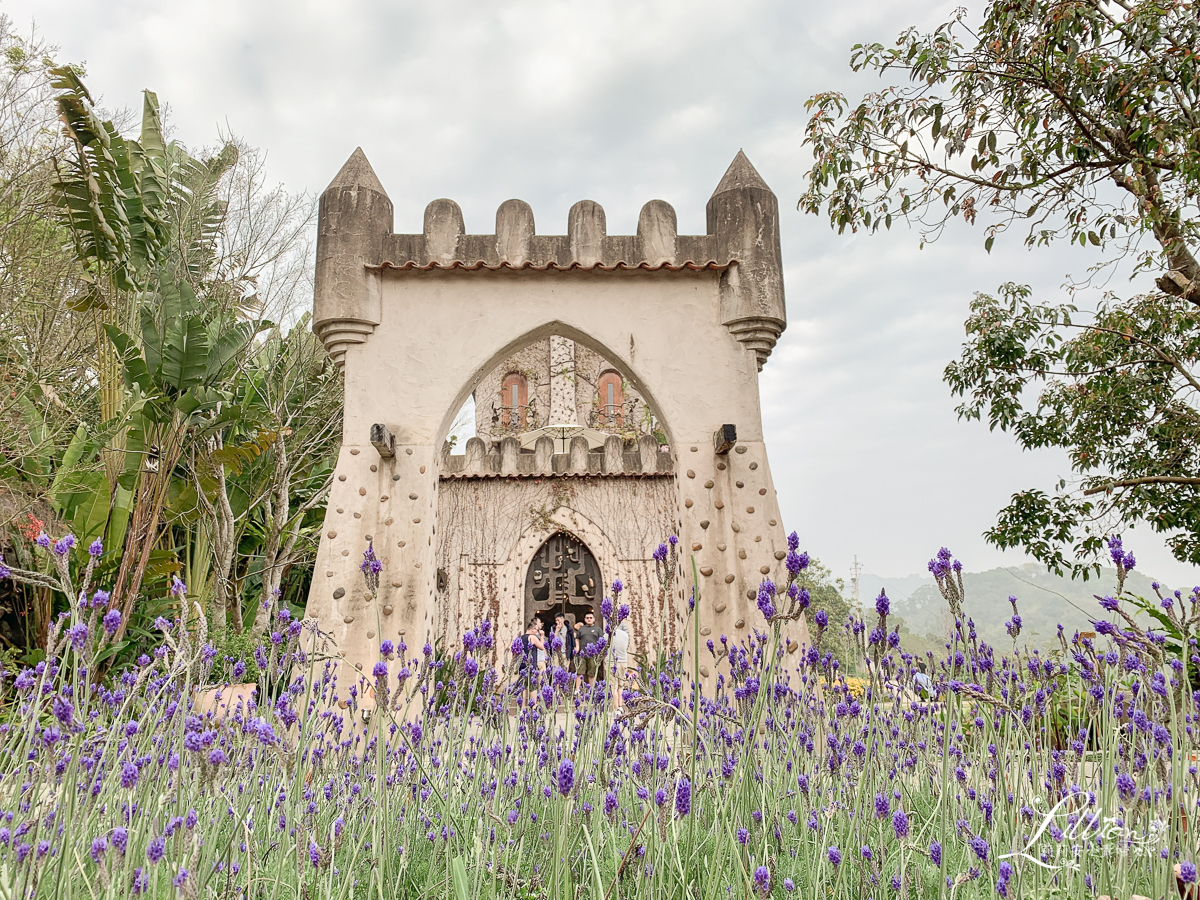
[435,475,678,663]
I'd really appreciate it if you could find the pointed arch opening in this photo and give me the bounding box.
[434,320,673,450]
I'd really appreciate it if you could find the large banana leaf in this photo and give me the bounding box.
[103,325,154,395]
[161,316,210,395]
[49,67,136,285]
[205,319,270,384]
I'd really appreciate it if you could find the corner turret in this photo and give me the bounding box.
[707,151,786,368]
[314,148,393,368]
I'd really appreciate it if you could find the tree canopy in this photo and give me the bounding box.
[802,0,1200,576]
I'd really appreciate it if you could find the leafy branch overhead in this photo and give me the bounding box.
[800,0,1200,302]
[945,284,1200,573]
[805,0,1200,577]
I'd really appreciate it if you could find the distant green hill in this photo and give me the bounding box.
[881,564,1163,648]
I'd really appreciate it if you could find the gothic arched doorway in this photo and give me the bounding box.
[523,533,600,630]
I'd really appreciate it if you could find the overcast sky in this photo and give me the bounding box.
[15,0,1198,590]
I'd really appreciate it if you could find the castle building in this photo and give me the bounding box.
[305,148,808,679]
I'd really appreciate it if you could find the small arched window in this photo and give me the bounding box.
[597,371,624,425]
[500,373,528,428]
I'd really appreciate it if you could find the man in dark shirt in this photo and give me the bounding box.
[575,610,604,684]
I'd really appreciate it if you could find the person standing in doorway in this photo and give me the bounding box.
[609,622,629,708]
[516,617,545,697]
[575,610,604,685]
[552,612,575,671]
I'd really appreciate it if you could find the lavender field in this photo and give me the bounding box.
[0,535,1195,899]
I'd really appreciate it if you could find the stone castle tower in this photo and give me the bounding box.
[305,148,808,680]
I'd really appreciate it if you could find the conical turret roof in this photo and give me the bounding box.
[324,147,389,197]
[710,149,773,197]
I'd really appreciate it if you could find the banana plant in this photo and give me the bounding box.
[50,65,236,466]
[102,272,269,639]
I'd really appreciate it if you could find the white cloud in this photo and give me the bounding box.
[17,0,1198,590]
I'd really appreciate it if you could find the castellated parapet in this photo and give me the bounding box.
[314,149,785,370]
[306,148,807,687]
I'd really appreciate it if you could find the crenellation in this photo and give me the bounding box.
[637,200,677,265]
[495,199,535,264]
[568,200,606,265]
[422,199,465,264]
[440,439,673,478]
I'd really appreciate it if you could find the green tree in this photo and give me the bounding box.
[798,558,860,668]
[801,0,1200,575]
[190,316,339,635]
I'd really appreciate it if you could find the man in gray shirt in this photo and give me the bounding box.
[575,611,604,685]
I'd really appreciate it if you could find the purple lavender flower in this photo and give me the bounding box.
[170,576,186,598]
[787,531,799,552]
[132,868,147,895]
[557,759,574,796]
[652,543,668,563]
[1180,862,1197,884]
[784,878,795,892]
[380,639,394,658]
[91,589,110,608]
[969,835,989,862]
[604,791,618,817]
[611,579,623,595]
[121,761,139,789]
[111,827,127,854]
[617,603,630,623]
[90,836,107,863]
[361,543,382,576]
[1116,772,1136,799]
[102,609,121,636]
[0,555,9,580]
[737,828,749,845]
[675,777,691,817]
[88,539,103,558]
[52,696,74,726]
[67,622,88,651]
[35,533,51,549]
[372,661,388,678]
[928,547,958,579]
[815,609,828,628]
[893,809,909,839]
[785,550,803,576]
[875,590,889,618]
[173,869,189,888]
[753,866,770,895]
[146,835,165,863]
[668,534,678,546]
[874,792,889,819]
[827,846,841,866]
[756,580,776,619]
[309,841,321,868]
[600,596,613,621]
[929,840,942,866]
[53,534,76,556]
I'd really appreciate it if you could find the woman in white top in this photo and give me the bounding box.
[609,623,630,708]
